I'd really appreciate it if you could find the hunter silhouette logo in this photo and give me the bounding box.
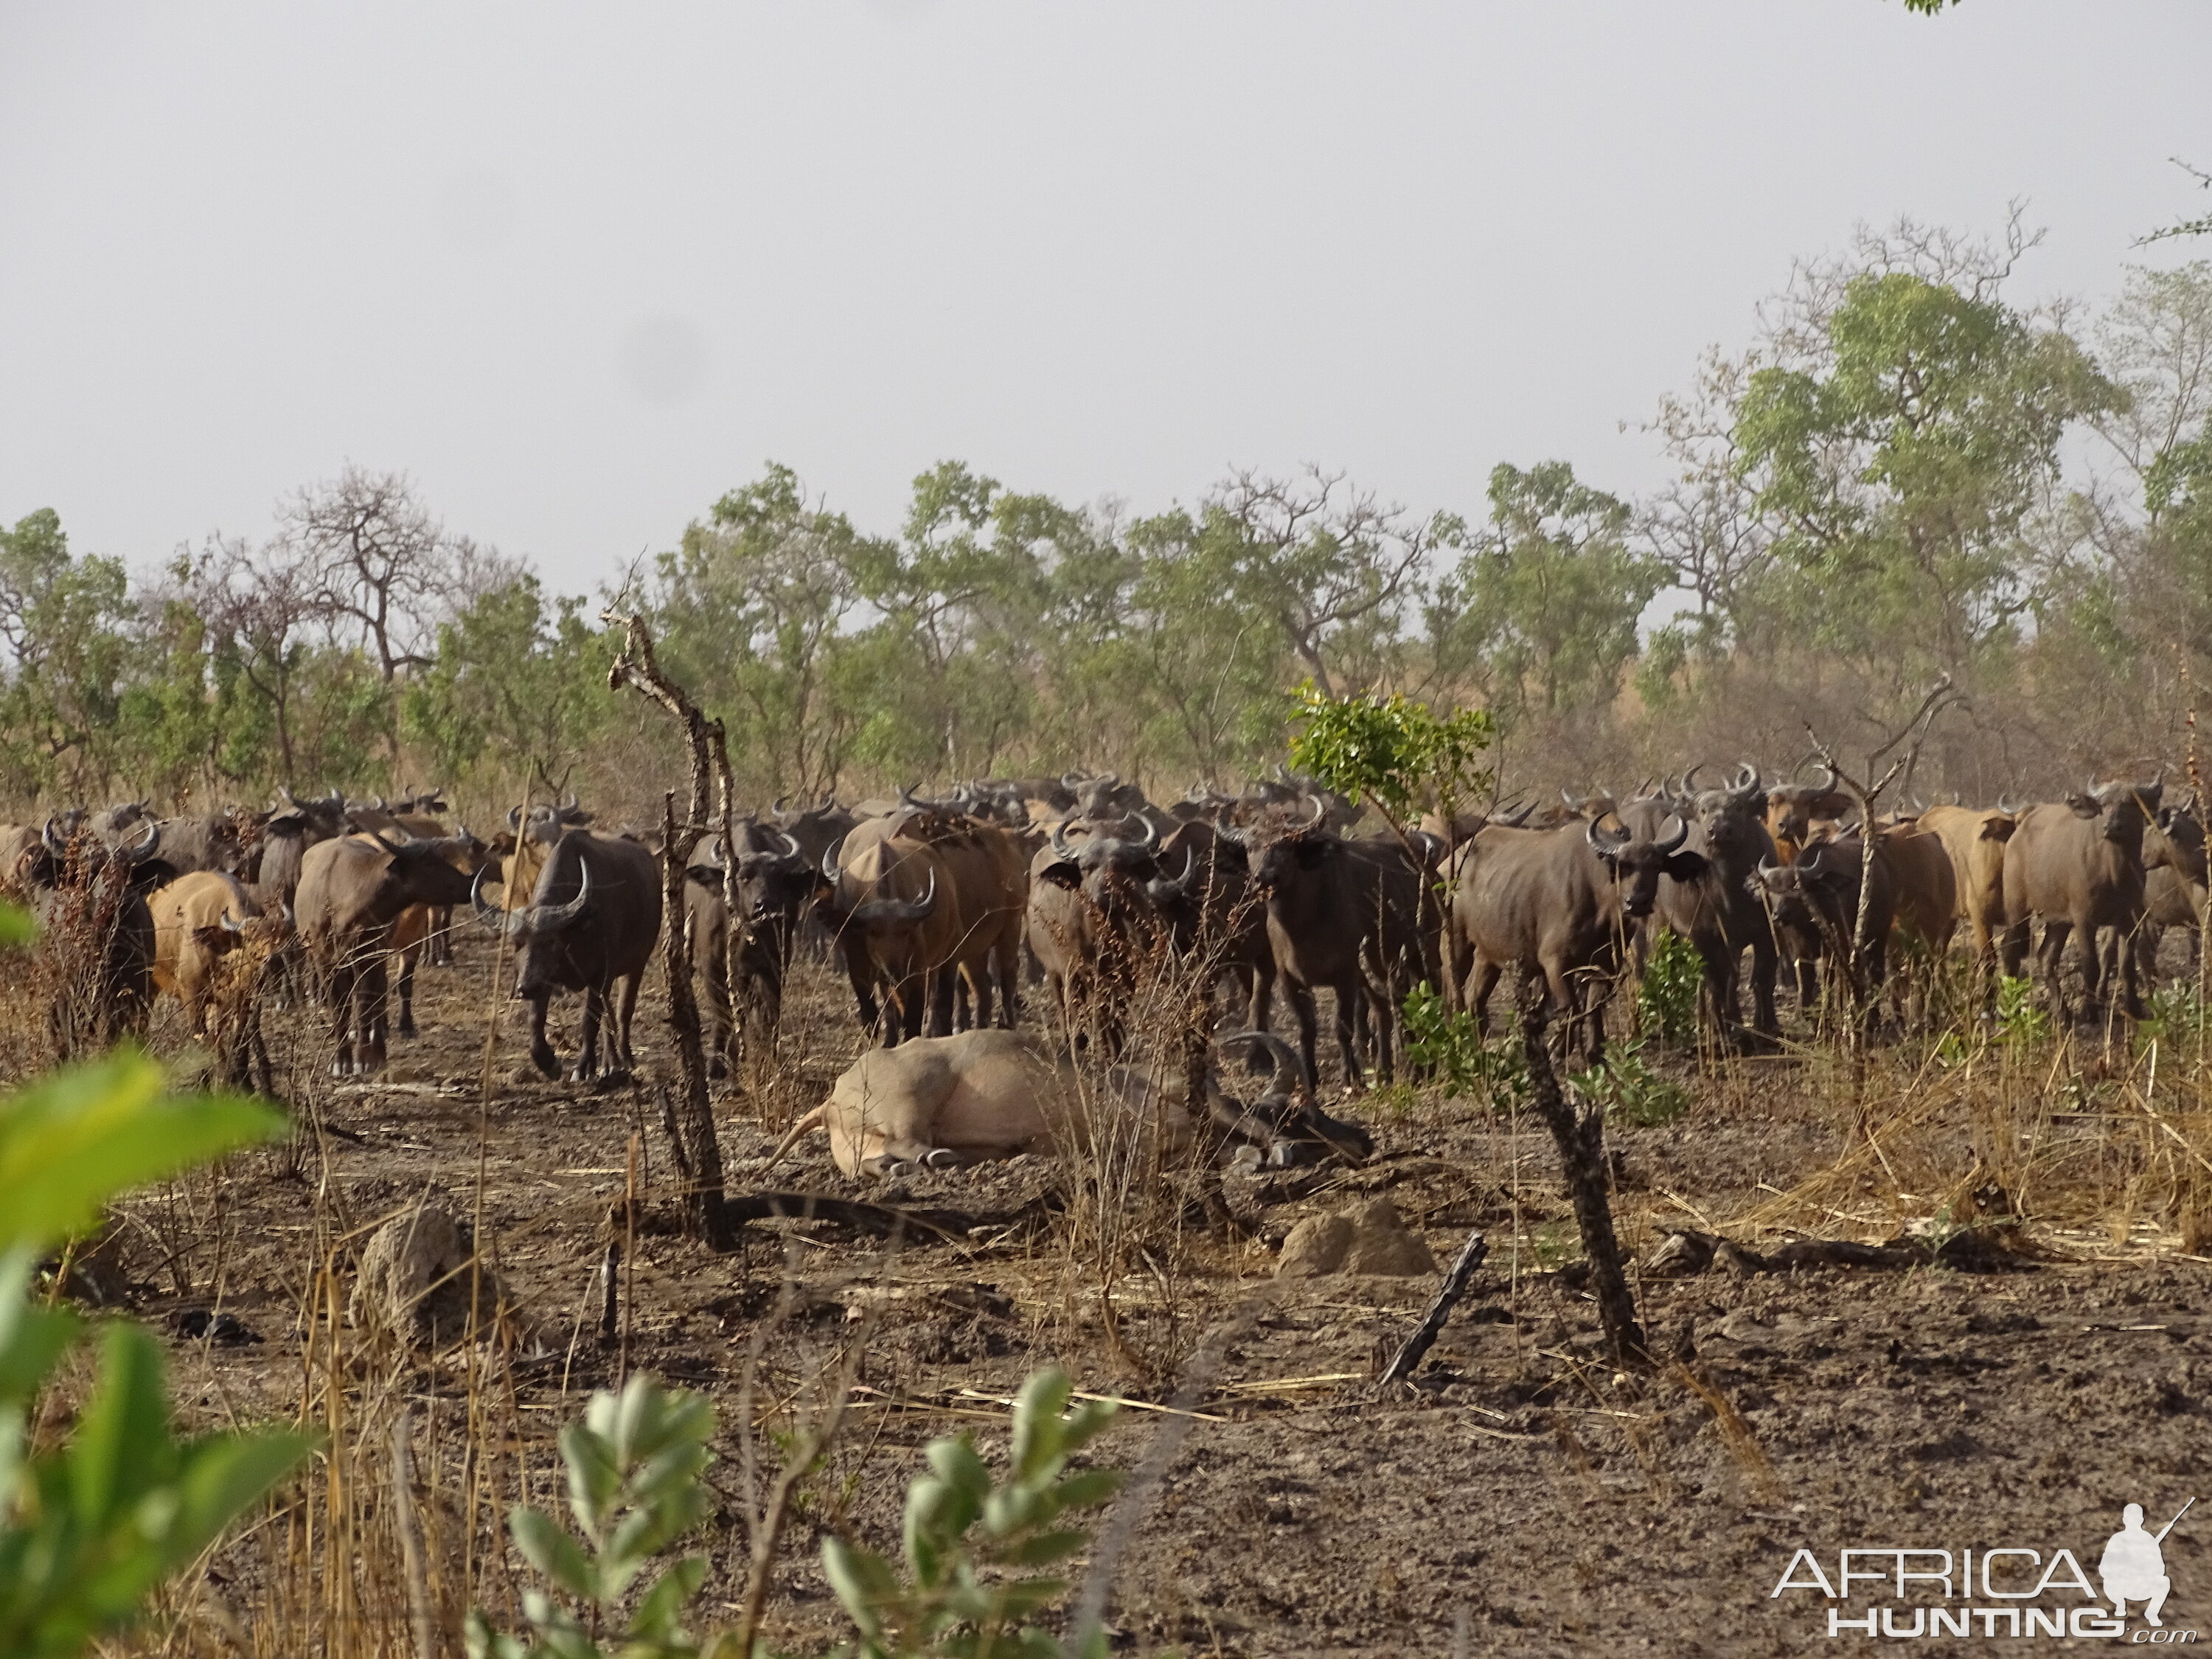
[1770,1495,2197,1639]
[2103,1499,2191,1628]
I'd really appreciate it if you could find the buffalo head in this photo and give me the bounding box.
[1586,813,1703,919]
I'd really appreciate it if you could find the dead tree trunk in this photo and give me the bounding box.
[1520,981,1645,1369]
[606,608,737,1249]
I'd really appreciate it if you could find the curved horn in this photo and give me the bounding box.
[771,794,790,817]
[1050,818,1075,857]
[1586,815,1630,852]
[1060,770,1084,790]
[1654,813,1688,855]
[1733,760,1760,793]
[507,804,524,832]
[470,865,508,929]
[1219,1029,1302,1096]
[851,867,937,926]
[1561,787,1581,810]
[821,835,846,883]
[776,830,802,861]
[119,820,161,863]
[1128,813,1159,850]
[1145,846,1197,905]
[218,911,245,933]
[1298,796,1326,832]
[1997,793,2023,816]
[42,815,69,858]
[1809,762,1837,793]
[1682,763,1705,795]
[1500,800,1535,828]
[524,860,593,933]
[561,791,579,811]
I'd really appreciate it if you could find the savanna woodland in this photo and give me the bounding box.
[10,142,2212,1659]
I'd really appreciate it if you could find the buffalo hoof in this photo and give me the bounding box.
[590,1068,633,1090]
[530,1045,562,1080]
[398,1020,416,1039]
[707,1058,728,1082]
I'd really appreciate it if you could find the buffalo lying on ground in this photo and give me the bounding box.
[771,1027,1366,1180]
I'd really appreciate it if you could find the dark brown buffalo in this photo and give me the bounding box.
[1748,832,1899,1018]
[1155,815,1274,1032]
[13,817,168,1045]
[1228,802,1435,1090]
[1024,815,1192,1052]
[295,832,479,1074]
[475,829,662,1080]
[1653,763,1782,1043]
[681,825,814,1077]
[1449,812,1703,1062]
[2001,777,2162,1026]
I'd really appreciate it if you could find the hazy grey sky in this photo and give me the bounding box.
[3,3,2206,594]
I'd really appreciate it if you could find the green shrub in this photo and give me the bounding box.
[0,1037,309,1659]
[1570,1040,1691,1128]
[1635,929,1703,1048]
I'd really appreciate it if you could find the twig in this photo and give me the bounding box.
[389,1408,437,1659]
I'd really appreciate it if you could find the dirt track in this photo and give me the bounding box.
[106,928,2212,1656]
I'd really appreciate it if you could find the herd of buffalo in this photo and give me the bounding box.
[1,759,2203,1175]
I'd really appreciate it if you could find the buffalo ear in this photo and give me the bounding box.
[1663,851,1709,883]
[1295,838,1334,867]
[1982,817,2017,842]
[2066,793,2098,817]
[1040,861,1082,891]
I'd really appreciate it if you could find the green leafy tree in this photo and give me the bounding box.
[0,510,136,802]
[403,574,612,791]
[1732,268,2120,682]
[1428,462,1662,725]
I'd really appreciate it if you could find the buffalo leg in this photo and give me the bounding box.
[396,947,419,1038]
[1747,935,1780,1037]
[1284,981,1322,1091]
[328,958,357,1076]
[964,961,995,1032]
[528,992,560,1079]
[2037,920,2074,1026]
[360,959,390,1072]
[1331,976,1365,1090]
[702,935,735,1079]
[613,972,643,1071]
[575,985,605,1081]
[994,936,1023,1029]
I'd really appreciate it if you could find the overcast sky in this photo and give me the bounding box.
[2,2,2206,594]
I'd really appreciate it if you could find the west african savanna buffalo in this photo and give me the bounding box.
[1229,801,1436,1089]
[682,826,814,1076]
[2001,777,2162,1026]
[296,833,481,1073]
[821,809,1026,1044]
[770,1026,1366,1180]
[13,817,167,1046]
[1764,765,1853,864]
[476,828,662,1081]
[2138,797,2207,981]
[1655,763,1781,1044]
[1748,832,1899,1018]
[1449,811,1703,1062]
[147,870,260,1035]
[1918,802,2018,984]
[1025,815,1192,1052]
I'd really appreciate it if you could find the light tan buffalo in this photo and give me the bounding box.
[147,871,260,1035]
[1917,804,2017,975]
[771,1028,1364,1180]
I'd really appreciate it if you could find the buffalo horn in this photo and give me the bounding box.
[470,866,507,929]
[1146,846,1197,904]
[1561,787,1581,810]
[219,911,245,934]
[1585,815,1629,852]
[1997,793,2023,815]
[776,830,802,861]
[821,836,846,882]
[1499,799,1535,828]
[520,860,593,934]
[1682,763,1705,795]
[1655,813,1688,854]
[42,815,69,858]
[1219,1029,1304,1097]
[1298,796,1326,832]
[1050,818,1076,857]
[1129,813,1160,850]
[1733,760,1761,793]
[507,805,524,832]
[852,867,937,926]
[119,820,161,863]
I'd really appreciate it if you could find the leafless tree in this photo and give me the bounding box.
[179,533,322,782]
[276,464,482,682]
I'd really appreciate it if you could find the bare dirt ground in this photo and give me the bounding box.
[86,929,2212,1657]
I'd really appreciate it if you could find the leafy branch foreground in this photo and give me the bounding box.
[470,1369,1126,1659]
